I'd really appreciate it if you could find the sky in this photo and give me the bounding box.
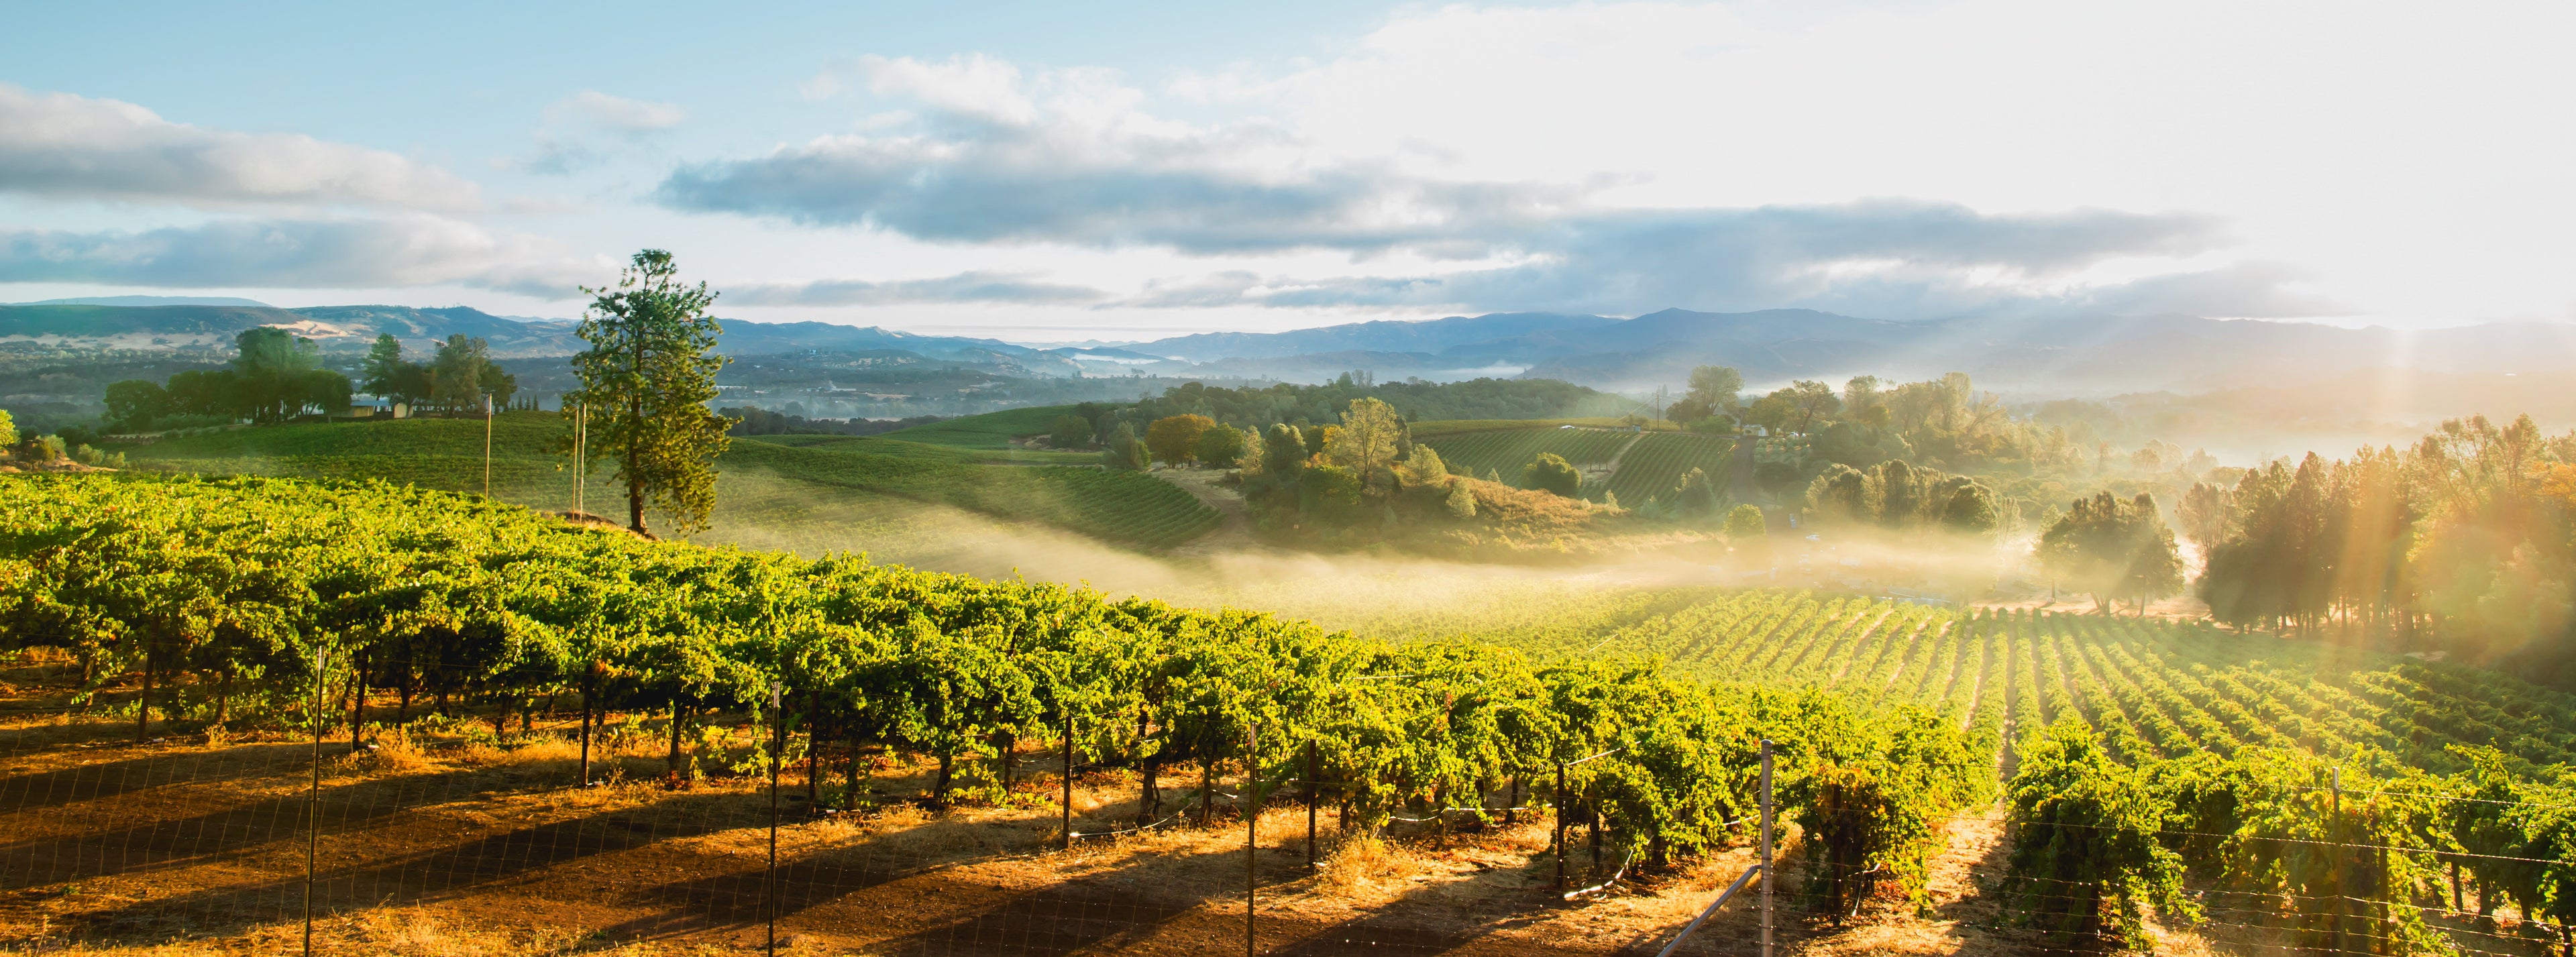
[3,0,2572,341]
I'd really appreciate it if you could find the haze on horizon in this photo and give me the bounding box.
[4,0,2572,342]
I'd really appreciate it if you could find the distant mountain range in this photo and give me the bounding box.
[1125,308,2576,394]
[0,303,1094,377]
[7,301,2573,395]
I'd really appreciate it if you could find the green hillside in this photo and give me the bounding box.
[879,404,1076,448]
[1419,423,1738,504]
[122,414,1218,549]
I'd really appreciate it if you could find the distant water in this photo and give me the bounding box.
[15,295,274,308]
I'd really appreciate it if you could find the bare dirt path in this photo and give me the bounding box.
[1146,467,1273,557]
[1598,431,1647,473]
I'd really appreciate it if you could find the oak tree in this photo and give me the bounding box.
[566,249,733,536]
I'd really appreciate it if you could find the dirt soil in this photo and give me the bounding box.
[1,675,2248,957]
[1148,467,1276,558]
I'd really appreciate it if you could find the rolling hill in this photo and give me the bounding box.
[1414,420,1740,504]
[120,413,1220,550]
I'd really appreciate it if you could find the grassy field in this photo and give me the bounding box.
[121,414,1217,549]
[881,404,1078,449]
[1410,416,1678,438]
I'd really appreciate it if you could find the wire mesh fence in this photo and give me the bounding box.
[11,659,2576,957]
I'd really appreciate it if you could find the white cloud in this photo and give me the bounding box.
[547,90,686,133]
[0,84,480,211]
[508,91,688,175]
[727,271,1110,306]
[658,52,2294,319]
[0,216,608,297]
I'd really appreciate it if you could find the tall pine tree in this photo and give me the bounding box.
[567,250,733,536]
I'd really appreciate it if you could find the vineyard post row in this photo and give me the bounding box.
[22,475,2576,953]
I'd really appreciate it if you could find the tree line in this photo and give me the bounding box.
[100,328,354,430]
[2186,414,2576,681]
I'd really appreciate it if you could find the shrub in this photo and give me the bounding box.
[1522,452,1581,498]
[2002,720,2192,949]
[1724,504,1766,539]
[20,434,67,463]
[1444,479,1477,518]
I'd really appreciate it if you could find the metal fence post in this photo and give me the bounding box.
[1554,759,1568,891]
[1305,740,1318,871]
[1062,709,1076,852]
[2330,765,2343,957]
[767,685,782,955]
[579,660,597,787]
[1760,738,1774,957]
[1246,720,1258,957]
[306,649,323,957]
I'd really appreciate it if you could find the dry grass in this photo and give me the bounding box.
[7,702,2283,957]
[1313,836,1427,900]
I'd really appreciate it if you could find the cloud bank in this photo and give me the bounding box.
[727,271,1109,306]
[658,55,2320,320]
[0,217,604,296]
[0,84,480,211]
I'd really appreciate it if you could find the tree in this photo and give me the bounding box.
[1445,480,1477,518]
[1776,380,1841,434]
[1664,396,1715,424]
[1523,453,1581,498]
[1101,423,1148,471]
[1842,376,1883,422]
[2001,720,2191,949]
[1260,424,1307,475]
[1937,482,1999,534]
[1303,425,1336,458]
[1048,414,1094,449]
[0,409,14,449]
[229,327,347,424]
[1327,398,1404,490]
[1806,464,1872,524]
[1876,459,1922,527]
[1723,504,1766,539]
[362,334,409,400]
[1740,394,1791,434]
[2177,481,2230,546]
[432,335,495,414]
[162,370,237,420]
[1299,463,1364,518]
[2038,492,2184,614]
[1673,467,1723,516]
[1397,444,1447,486]
[1195,423,1249,467]
[478,362,518,409]
[567,249,734,536]
[1144,414,1216,466]
[103,380,169,432]
[1684,365,1743,414]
